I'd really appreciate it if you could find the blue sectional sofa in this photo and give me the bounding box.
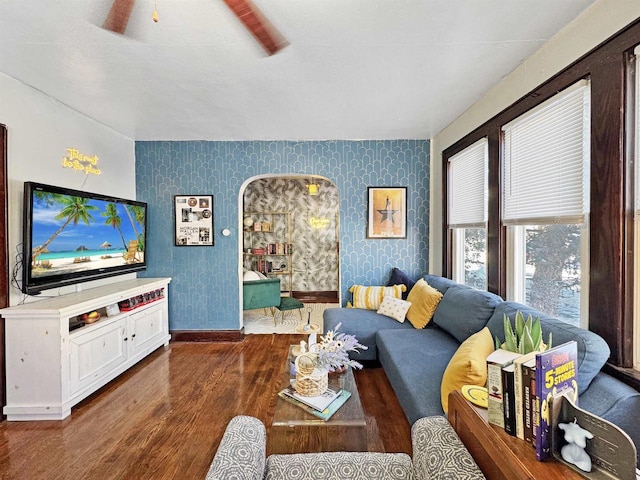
[323,272,640,467]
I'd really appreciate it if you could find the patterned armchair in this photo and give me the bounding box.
[206,415,485,480]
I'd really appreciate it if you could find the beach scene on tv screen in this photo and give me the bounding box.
[29,192,145,279]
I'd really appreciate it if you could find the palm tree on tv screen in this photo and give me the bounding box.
[131,205,146,251]
[31,196,98,265]
[102,203,127,250]
[123,205,145,251]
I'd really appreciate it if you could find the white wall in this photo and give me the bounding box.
[1,73,136,305]
[429,0,640,275]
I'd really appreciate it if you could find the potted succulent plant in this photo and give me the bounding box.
[496,310,552,354]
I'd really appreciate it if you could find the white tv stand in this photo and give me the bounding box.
[1,277,171,421]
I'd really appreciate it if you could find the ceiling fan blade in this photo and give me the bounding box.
[222,0,288,55]
[102,0,136,34]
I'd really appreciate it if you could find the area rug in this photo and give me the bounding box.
[243,303,338,334]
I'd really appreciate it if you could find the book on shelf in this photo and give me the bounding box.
[521,357,536,444]
[281,384,342,412]
[502,363,516,436]
[534,341,578,461]
[512,351,538,440]
[486,349,522,428]
[278,388,351,421]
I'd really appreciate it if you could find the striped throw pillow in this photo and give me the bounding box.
[348,284,406,310]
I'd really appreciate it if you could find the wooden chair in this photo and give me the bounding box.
[123,240,140,264]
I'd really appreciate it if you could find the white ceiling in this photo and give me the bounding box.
[0,0,597,141]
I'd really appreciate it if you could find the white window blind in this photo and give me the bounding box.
[502,80,590,225]
[448,138,488,228]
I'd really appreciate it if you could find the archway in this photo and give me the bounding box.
[238,174,340,332]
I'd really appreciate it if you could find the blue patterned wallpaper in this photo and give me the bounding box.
[135,140,430,331]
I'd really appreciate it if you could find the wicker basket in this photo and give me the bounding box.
[294,353,328,397]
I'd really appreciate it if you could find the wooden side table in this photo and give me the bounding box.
[447,390,583,480]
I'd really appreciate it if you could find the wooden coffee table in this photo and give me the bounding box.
[268,349,367,454]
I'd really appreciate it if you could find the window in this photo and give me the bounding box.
[503,81,590,327]
[448,138,488,289]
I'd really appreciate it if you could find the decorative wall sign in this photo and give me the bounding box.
[174,195,214,246]
[61,147,102,175]
[367,187,407,239]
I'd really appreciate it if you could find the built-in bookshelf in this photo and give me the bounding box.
[243,211,293,295]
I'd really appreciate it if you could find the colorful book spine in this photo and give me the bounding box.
[513,351,538,440]
[521,358,536,444]
[502,363,516,436]
[534,341,578,461]
[486,349,522,428]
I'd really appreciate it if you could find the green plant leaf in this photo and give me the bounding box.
[515,310,525,339]
[503,315,517,352]
[521,328,535,354]
[547,332,553,350]
[531,317,542,346]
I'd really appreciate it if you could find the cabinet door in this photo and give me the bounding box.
[129,303,165,358]
[69,319,127,395]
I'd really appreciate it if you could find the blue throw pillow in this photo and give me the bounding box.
[423,274,464,295]
[433,286,502,343]
[387,267,416,300]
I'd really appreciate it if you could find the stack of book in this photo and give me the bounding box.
[278,384,351,421]
[486,341,578,461]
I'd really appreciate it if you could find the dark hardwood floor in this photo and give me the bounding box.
[0,334,411,480]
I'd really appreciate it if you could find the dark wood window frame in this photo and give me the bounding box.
[442,18,640,389]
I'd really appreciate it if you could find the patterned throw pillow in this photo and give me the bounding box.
[405,278,443,329]
[348,284,406,310]
[377,295,412,323]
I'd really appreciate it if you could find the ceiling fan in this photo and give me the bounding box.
[102,0,288,55]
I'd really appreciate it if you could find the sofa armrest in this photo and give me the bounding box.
[206,415,266,480]
[411,416,485,480]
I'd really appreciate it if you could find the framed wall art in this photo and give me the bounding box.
[174,195,214,246]
[367,186,407,239]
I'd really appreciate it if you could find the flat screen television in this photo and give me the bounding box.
[22,181,148,295]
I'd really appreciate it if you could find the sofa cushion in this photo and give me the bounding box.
[432,286,502,343]
[578,372,640,467]
[423,274,462,295]
[206,415,265,480]
[377,327,460,422]
[387,267,416,299]
[348,284,406,310]
[265,452,413,480]
[406,278,443,329]
[486,301,610,394]
[412,417,486,480]
[440,327,495,413]
[377,295,412,323]
[323,307,413,361]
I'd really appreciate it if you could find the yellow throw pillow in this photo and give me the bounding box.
[348,284,406,310]
[405,278,442,328]
[440,327,495,413]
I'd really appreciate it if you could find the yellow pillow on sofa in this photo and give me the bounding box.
[440,327,494,413]
[348,284,406,310]
[405,278,443,328]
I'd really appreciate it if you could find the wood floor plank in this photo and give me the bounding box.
[0,334,411,479]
